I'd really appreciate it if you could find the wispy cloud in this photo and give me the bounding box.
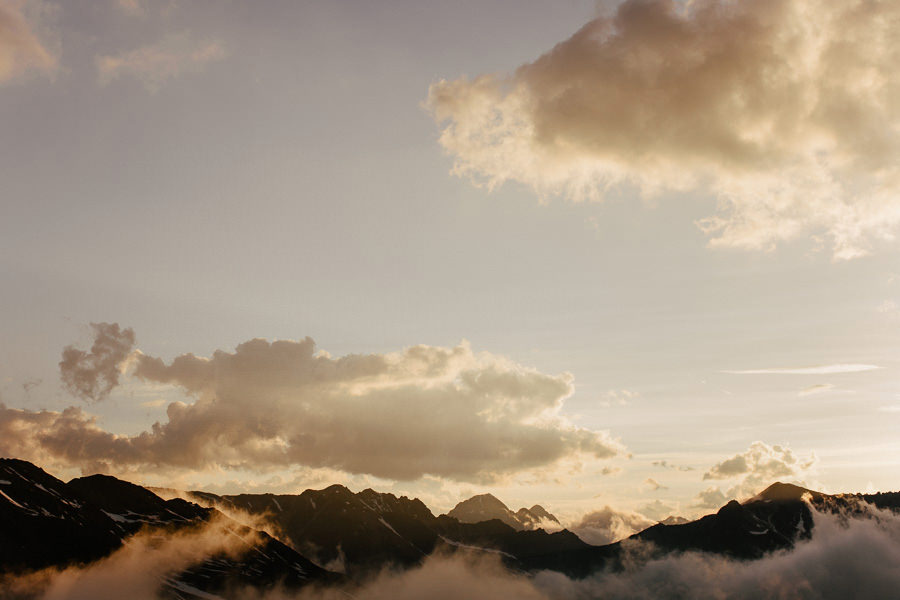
[0,0,56,83]
[96,31,226,91]
[798,383,835,397]
[725,364,881,375]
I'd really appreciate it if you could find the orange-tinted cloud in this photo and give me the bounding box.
[0,0,56,83]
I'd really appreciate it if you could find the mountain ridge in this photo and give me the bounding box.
[2,458,899,597]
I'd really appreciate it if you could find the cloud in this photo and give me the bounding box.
[652,460,693,472]
[114,0,143,16]
[635,499,676,522]
[696,441,816,507]
[427,0,900,259]
[597,389,637,408]
[693,486,730,510]
[6,327,623,482]
[0,0,56,83]
[533,503,900,600]
[8,503,900,600]
[643,477,667,491]
[569,505,654,545]
[0,513,263,600]
[97,31,226,91]
[59,322,136,402]
[799,383,835,396]
[725,364,880,375]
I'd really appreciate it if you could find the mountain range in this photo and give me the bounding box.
[1,458,898,598]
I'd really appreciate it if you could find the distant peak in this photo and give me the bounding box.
[321,483,352,494]
[526,505,560,523]
[447,494,558,530]
[752,482,823,503]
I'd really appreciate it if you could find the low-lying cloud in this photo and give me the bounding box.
[0,513,259,600]
[5,498,900,600]
[428,0,900,259]
[569,505,654,545]
[2,324,622,483]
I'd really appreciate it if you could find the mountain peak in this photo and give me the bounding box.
[447,494,558,531]
[752,482,823,503]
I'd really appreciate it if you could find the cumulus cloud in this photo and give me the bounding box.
[427,0,900,259]
[696,441,816,508]
[635,499,677,522]
[97,31,226,91]
[693,486,730,510]
[6,327,623,482]
[0,0,56,83]
[643,477,667,491]
[59,322,136,402]
[570,506,654,545]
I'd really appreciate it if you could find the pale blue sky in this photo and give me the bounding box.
[1,0,899,520]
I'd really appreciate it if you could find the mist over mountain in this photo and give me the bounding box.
[2,458,899,599]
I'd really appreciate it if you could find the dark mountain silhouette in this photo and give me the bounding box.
[0,459,123,571]
[2,459,899,598]
[658,515,689,525]
[518,482,900,578]
[0,459,335,596]
[184,486,581,576]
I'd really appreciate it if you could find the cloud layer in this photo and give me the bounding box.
[428,0,900,258]
[3,325,622,482]
[6,500,900,600]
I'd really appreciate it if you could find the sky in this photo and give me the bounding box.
[1,0,900,530]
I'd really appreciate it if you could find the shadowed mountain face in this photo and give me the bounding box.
[446,493,560,531]
[518,482,900,578]
[2,460,899,598]
[185,487,581,576]
[0,459,334,596]
[0,459,124,571]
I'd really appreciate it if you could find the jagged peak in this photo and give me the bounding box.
[526,504,560,523]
